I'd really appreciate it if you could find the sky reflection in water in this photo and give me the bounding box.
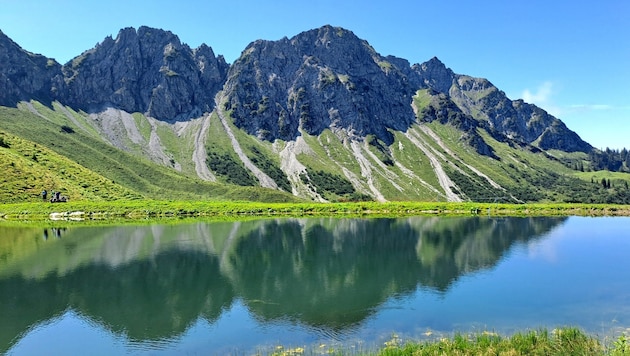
[1,216,629,354]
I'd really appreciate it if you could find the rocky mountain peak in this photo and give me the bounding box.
[0,29,62,106]
[413,57,455,94]
[0,26,594,154]
[292,25,362,48]
[221,25,592,153]
[60,26,228,121]
[423,56,448,70]
[289,25,383,75]
[224,25,417,144]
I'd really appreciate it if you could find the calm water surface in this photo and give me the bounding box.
[1,216,629,354]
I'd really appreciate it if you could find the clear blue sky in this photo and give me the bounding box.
[1,0,628,150]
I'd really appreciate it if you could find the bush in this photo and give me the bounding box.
[366,134,394,166]
[60,125,75,134]
[301,169,355,197]
[445,166,508,202]
[248,146,291,192]
[206,151,257,186]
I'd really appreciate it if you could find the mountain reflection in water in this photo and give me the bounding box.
[0,216,566,352]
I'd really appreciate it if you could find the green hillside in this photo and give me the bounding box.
[0,130,141,203]
[0,106,296,203]
[1,99,629,205]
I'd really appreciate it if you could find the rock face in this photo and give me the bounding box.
[418,89,498,159]
[61,27,229,120]
[0,25,592,152]
[0,27,228,121]
[224,26,591,152]
[0,30,63,106]
[223,26,417,144]
[413,58,593,152]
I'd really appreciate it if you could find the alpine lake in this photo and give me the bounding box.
[1,215,629,355]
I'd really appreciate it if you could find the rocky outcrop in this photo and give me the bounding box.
[223,25,417,144]
[537,118,593,152]
[60,27,228,121]
[0,30,63,106]
[419,90,498,159]
[413,58,592,152]
[0,27,228,121]
[223,26,591,152]
[412,57,455,94]
[0,25,592,153]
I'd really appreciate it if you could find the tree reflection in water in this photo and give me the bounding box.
[0,216,566,352]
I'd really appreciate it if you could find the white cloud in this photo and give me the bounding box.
[564,105,630,118]
[521,81,561,117]
[520,82,630,118]
[567,104,614,112]
[522,81,553,104]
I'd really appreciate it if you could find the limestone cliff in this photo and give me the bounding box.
[223,25,417,144]
[414,58,592,152]
[1,25,591,152]
[60,26,229,121]
[0,30,63,106]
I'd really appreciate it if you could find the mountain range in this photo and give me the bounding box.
[0,25,628,204]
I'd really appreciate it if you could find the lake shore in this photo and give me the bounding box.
[269,328,628,355]
[1,200,630,224]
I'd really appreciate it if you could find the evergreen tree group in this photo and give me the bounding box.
[589,148,630,172]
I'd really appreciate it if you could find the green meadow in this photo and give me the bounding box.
[333,328,628,356]
[1,200,629,223]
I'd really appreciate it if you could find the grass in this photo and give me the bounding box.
[390,131,443,200]
[299,129,442,201]
[0,130,142,202]
[155,119,198,172]
[1,201,629,223]
[131,112,152,140]
[265,328,628,355]
[372,328,618,356]
[0,106,295,203]
[205,111,260,185]
[575,170,630,185]
[412,89,432,112]
[3,100,630,204]
[218,117,292,191]
[419,121,630,204]
[377,60,392,72]
[299,130,356,173]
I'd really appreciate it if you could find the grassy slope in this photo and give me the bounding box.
[3,97,628,204]
[298,130,368,198]
[295,129,443,201]
[26,101,201,177]
[204,111,260,186]
[575,170,630,185]
[0,130,141,202]
[405,88,630,204]
[0,106,296,203]
[130,110,197,174]
[219,114,292,191]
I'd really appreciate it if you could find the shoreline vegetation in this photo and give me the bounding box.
[269,328,628,355]
[1,201,630,223]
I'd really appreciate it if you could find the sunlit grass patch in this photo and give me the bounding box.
[375,328,603,356]
[251,328,628,355]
